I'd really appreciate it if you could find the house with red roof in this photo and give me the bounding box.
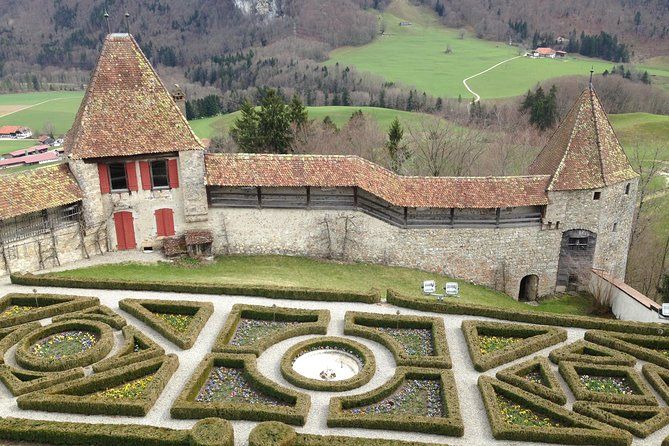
[0,126,32,139]
[0,33,639,302]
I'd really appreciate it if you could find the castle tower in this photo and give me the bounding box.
[529,86,639,291]
[65,33,209,251]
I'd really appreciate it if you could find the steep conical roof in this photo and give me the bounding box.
[528,87,637,191]
[66,33,203,159]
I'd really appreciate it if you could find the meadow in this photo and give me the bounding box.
[0,91,84,136]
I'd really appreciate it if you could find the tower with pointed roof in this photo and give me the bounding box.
[66,33,209,251]
[529,85,638,290]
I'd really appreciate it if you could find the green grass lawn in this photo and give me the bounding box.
[0,91,84,136]
[609,112,669,162]
[190,105,441,139]
[51,255,594,316]
[327,1,613,99]
[0,139,40,156]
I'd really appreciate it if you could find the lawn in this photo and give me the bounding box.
[0,140,40,156]
[609,112,669,162]
[190,105,440,139]
[51,255,594,316]
[327,1,613,99]
[0,91,84,136]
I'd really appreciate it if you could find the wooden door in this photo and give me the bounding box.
[113,211,136,250]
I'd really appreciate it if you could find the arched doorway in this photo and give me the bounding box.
[519,275,539,301]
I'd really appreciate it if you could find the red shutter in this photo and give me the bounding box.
[139,161,152,190]
[113,212,126,249]
[155,208,176,237]
[155,209,166,237]
[98,164,110,194]
[126,162,138,191]
[168,159,179,189]
[122,212,136,249]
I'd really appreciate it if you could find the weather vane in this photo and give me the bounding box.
[103,0,110,33]
[124,12,131,34]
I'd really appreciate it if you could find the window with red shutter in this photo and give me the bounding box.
[139,161,152,190]
[98,164,110,194]
[155,208,175,237]
[125,162,138,191]
[168,159,179,189]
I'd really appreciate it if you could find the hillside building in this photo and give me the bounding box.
[0,33,639,301]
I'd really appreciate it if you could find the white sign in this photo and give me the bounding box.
[422,280,436,294]
[444,282,459,296]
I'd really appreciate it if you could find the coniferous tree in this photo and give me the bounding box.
[257,89,293,154]
[385,117,409,173]
[230,101,259,152]
[288,95,308,128]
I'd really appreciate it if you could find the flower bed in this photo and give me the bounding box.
[280,337,376,392]
[92,325,165,373]
[558,362,657,406]
[0,293,99,328]
[212,304,330,356]
[496,357,567,405]
[573,401,669,438]
[585,330,669,369]
[462,320,567,372]
[548,339,636,366]
[171,353,310,426]
[328,367,463,436]
[343,312,451,368]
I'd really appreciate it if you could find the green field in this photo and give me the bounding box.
[609,112,669,161]
[190,105,441,139]
[0,91,84,136]
[327,1,613,99]
[51,255,594,316]
[0,139,39,156]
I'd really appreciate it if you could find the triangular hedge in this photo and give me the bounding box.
[462,320,567,371]
[496,356,567,405]
[585,330,669,369]
[119,298,213,349]
[549,339,636,366]
[642,364,669,405]
[0,293,98,328]
[478,376,631,445]
[52,305,127,330]
[92,325,165,372]
[573,401,669,438]
[17,354,179,417]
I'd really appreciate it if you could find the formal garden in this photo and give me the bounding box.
[0,258,669,445]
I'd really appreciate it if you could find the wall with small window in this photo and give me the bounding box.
[97,158,179,194]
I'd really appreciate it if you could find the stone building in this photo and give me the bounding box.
[0,33,639,301]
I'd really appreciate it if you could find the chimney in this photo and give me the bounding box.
[171,84,186,117]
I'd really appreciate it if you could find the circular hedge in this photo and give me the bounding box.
[280,336,376,392]
[189,418,234,446]
[248,421,296,446]
[15,319,114,372]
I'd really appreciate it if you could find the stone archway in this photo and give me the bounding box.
[518,274,539,301]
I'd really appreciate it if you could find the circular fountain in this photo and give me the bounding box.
[292,348,361,382]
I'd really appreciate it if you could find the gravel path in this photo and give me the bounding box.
[0,276,666,445]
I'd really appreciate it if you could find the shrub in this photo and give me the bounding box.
[328,366,464,436]
[188,418,234,446]
[642,364,669,405]
[461,320,567,372]
[280,337,375,392]
[548,339,636,366]
[343,311,451,368]
[212,304,330,356]
[17,355,179,417]
[14,319,114,372]
[585,330,669,369]
[11,273,381,303]
[52,305,127,330]
[119,299,214,349]
[572,401,669,438]
[558,362,657,406]
[496,356,567,405]
[387,290,669,335]
[92,325,165,373]
[478,375,632,446]
[0,293,99,328]
[171,353,310,426]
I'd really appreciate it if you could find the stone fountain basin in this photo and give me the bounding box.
[292,349,361,381]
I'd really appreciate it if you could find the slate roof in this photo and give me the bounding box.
[528,87,638,191]
[0,164,83,220]
[66,33,203,159]
[206,154,550,209]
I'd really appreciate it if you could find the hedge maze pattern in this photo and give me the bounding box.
[496,357,567,405]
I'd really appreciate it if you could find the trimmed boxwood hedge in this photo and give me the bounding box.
[478,376,631,446]
[0,293,99,328]
[52,304,127,330]
[642,364,669,405]
[585,330,669,369]
[14,319,114,372]
[496,356,567,405]
[92,325,165,373]
[343,311,451,369]
[328,366,463,436]
[572,401,669,438]
[558,361,657,406]
[0,417,232,446]
[212,304,330,356]
[171,352,310,426]
[280,336,376,392]
[249,421,441,446]
[119,298,213,349]
[17,354,179,417]
[461,320,567,372]
[387,289,669,335]
[11,273,382,303]
[548,339,636,366]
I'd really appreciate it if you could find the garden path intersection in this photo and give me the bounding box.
[0,277,666,445]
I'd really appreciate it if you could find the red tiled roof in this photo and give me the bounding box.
[66,33,203,159]
[0,151,60,168]
[0,164,82,219]
[8,144,50,157]
[0,126,27,134]
[535,47,556,55]
[205,154,550,209]
[528,88,637,191]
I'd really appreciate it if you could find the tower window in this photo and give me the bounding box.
[625,183,631,195]
[613,222,618,232]
[568,237,589,250]
[150,160,169,189]
[108,163,128,191]
[593,191,601,200]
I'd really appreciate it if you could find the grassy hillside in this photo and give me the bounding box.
[0,91,84,136]
[327,2,613,99]
[190,106,440,139]
[609,112,669,160]
[0,139,39,156]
